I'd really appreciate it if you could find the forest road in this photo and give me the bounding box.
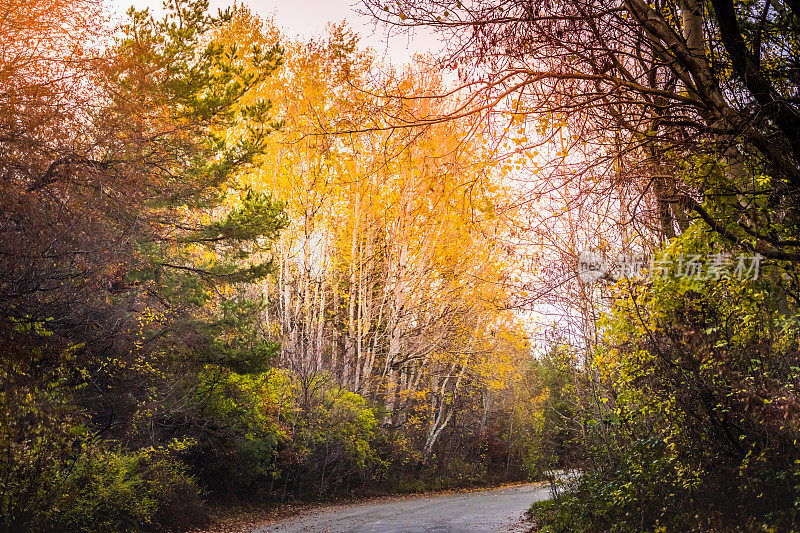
[251,482,550,533]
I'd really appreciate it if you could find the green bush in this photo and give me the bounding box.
[139,456,208,531]
[533,230,800,532]
[284,378,388,498]
[0,363,86,532]
[51,450,206,532]
[187,367,389,500]
[531,439,691,532]
[54,452,156,532]
[188,366,289,498]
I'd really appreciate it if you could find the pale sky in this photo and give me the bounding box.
[108,0,443,66]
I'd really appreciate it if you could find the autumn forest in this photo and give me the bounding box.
[2,0,800,531]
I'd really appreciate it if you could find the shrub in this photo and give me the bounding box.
[51,450,206,532]
[54,452,156,532]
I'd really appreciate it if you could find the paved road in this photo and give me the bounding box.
[252,483,550,533]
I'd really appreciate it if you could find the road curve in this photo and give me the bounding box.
[252,483,550,533]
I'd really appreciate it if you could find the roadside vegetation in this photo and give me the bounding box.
[367,0,800,530]
[4,0,800,531]
[1,1,543,531]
